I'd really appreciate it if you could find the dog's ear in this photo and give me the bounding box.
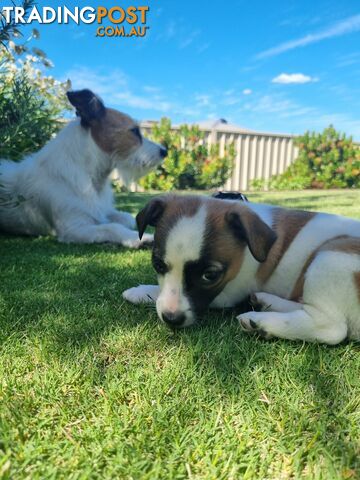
[226,206,277,262]
[66,89,105,126]
[136,197,166,240]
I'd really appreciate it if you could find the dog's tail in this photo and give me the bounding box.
[0,190,23,209]
[0,168,19,209]
[0,162,25,234]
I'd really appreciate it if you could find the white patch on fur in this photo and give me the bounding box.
[165,204,207,264]
[156,204,207,326]
[122,285,159,304]
[238,250,360,344]
[253,292,303,312]
[265,213,360,298]
[0,118,163,246]
[304,251,360,340]
[114,137,166,186]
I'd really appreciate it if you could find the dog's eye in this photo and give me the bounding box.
[201,269,222,284]
[130,126,142,142]
[152,256,168,275]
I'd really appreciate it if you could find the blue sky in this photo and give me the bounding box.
[20,0,360,138]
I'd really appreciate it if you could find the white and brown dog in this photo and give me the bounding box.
[0,89,166,247]
[123,194,360,344]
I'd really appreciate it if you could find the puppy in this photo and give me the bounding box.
[123,194,360,344]
[0,89,167,247]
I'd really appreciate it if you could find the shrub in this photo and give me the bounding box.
[0,0,36,48]
[0,42,70,161]
[140,118,234,191]
[0,71,63,160]
[252,126,360,190]
[0,3,70,210]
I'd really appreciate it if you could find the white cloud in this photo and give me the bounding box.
[336,52,360,68]
[156,20,176,42]
[236,92,360,140]
[156,20,206,53]
[67,66,128,97]
[257,14,360,59]
[272,73,318,84]
[242,94,316,118]
[143,85,161,93]
[219,88,252,106]
[66,67,171,113]
[65,66,206,119]
[195,94,211,107]
[197,42,210,54]
[63,66,360,140]
[309,113,360,139]
[179,29,200,49]
[112,92,172,112]
[223,96,240,106]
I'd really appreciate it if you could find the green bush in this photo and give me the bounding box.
[0,8,70,161]
[140,118,234,191]
[252,126,360,190]
[0,72,64,161]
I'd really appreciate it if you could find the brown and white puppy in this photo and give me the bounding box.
[123,194,360,344]
[0,89,166,247]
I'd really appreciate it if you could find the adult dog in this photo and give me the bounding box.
[0,89,166,247]
[123,194,360,344]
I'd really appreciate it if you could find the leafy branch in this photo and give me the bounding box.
[0,0,36,48]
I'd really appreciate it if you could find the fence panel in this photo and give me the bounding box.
[127,123,300,191]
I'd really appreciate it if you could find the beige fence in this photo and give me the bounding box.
[140,122,299,191]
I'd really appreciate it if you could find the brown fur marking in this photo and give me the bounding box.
[153,195,203,258]
[206,202,246,284]
[257,208,316,284]
[91,108,140,156]
[291,235,360,300]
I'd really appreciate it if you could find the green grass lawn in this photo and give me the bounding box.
[0,190,359,479]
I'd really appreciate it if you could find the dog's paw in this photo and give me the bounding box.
[139,233,154,248]
[249,292,272,312]
[108,211,136,229]
[121,233,153,249]
[237,312,273,339]
[122,285,158,304]
[121,238,142,249]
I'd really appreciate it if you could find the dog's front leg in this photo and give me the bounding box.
[238,308,347,345]
[107,210,136,230]
[122,285,159,304]
[250,292,303,313]
[58,223,153,248]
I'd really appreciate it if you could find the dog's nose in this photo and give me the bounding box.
[162,310,185,327]
[160,146,167,158]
